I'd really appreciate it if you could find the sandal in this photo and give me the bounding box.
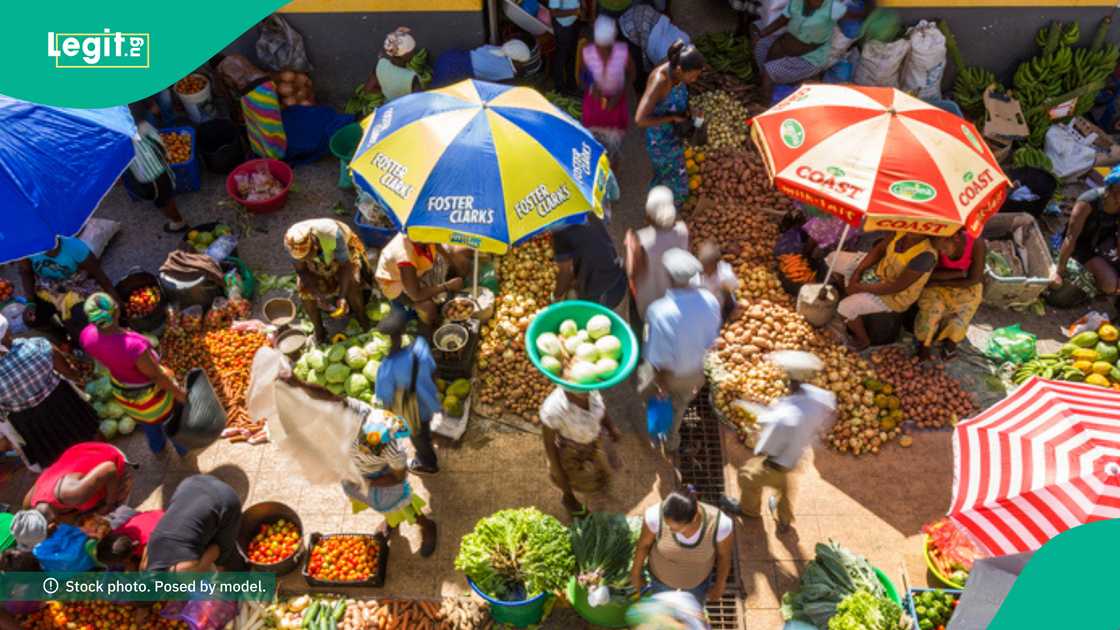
[163,222,190,234]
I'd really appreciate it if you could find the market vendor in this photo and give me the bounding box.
[95,507,164,570]
[18,234,118,345]
[720,351,835,532]
[638,249,720,458]
[630,490,734,606]
[538,385,622,518]
[827,232,936,351]
[432,40,533,87]
[342,410,438,557]
[283,219,374,343]
[372,27,421,101]
[79,293,187,456]
[20,441,137,529]
[553,214,628,313]
[141,474,244,572]
[914,231,986,361]
[216,53,287,160]
[374,232,467,327]
[375,309,441,475]
[751,0,865,101]
[619,4,691,88]
[0,316,99,472]
[635,41,704,204]
[1053,167,1120,296]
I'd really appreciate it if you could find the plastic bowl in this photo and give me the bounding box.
[923,535,966,589]
[525,300,638,392]
[874,566,901,604]
[226,158,293,214]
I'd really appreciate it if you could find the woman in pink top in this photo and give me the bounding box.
[96,508,165,570]
[79,293,187,455]
[581,16,635,168]
[914,231,987,361]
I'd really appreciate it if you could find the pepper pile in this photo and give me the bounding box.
[307,535,381,582]
[22,602,187,630]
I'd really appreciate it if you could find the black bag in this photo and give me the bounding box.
[170,369,228,450]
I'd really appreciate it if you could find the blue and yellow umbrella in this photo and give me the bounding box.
[349,79,613,254]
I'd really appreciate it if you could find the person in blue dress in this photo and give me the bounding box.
[635,40,703,203]
[374,308,441,475]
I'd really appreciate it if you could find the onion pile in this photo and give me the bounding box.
[274,70,315,108]
[476,237,557,420]
[693,90,751,150]
[870,346,977,430]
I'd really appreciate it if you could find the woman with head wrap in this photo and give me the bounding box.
[625,186,690,337]
[0,316,99,471]
[342,410,438,557]
[284,218,373,342]
[635,40,704,202]
[1054,165,1120,298]
[373,27,421,101]
[913,230,986,361]
[580,16,635,168]
[538,385,622,517]
[216,53,287,160]
[79,293,188,455]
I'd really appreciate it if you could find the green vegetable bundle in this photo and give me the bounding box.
[780,541,885,628]
[828,590,905,630]
[544,91,581,120]
[694,32,755,84]
[571,513,639,596]
[408,48,433,88]
[344,85,385,119]
[455,507,575,601]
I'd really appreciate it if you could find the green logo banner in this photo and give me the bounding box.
[0,572,275,602]
[988,519,1120,629]
[0,2,288,107]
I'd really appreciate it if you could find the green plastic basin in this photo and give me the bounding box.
[525,300,639,392]
[875,567,901,604]
[565,577,631,628]
[329,123,363,189]
[468,578,551,628]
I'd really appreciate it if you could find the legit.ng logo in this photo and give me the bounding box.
[47,29,150,69]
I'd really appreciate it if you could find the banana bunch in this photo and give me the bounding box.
[1013,46,1072,109]
[953,66,997,117]
[1066,45,1120,115]
[694,32,755,84]
[1036,22,1081,49]
[1012,146,1054,172]
[1013,354,1081,385]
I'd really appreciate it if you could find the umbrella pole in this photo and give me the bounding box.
[472,249,479,299]
[820,223,851,292]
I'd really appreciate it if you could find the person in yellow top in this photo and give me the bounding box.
[374,233,468,327]
[283,219,373,343]
[831,232,938,350]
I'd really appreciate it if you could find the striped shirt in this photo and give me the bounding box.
[0,338,59,414]
[128,121,167,183]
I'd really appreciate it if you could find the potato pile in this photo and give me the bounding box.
[160,131,191,164]
[688,197,780,268]
[695,149,796,214]
[476,236,557,421]
[693,90,751,150]
[870,346,978,430]
[275,70,315,107]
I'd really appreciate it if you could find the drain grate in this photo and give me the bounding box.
[680,385,742,630]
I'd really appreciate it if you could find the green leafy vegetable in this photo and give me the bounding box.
[827,590,905,630]
[455,507,574,601]
[571,513,639,598]
[780,540,885,627]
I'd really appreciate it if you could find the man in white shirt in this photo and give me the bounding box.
[720,351,835,533]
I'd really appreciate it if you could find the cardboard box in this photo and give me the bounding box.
[983,86,1030,145]
[1071,116,1120,166]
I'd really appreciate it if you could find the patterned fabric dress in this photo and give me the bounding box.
[645,81,689,201]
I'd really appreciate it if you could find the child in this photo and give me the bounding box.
[693,241,740,322]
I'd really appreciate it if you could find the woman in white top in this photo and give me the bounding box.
[538,386,622,517]
[625,186,689,338]
[631,489,733,606]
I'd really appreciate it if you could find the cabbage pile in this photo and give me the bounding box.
[292,331,397,403]
[534,314,623,385]
[84,371,136,439]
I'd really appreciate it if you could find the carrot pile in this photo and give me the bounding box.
[274,595,490,630]
[778,254,815,283]
[160,326,270,442]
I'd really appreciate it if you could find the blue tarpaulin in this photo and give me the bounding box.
[0,96,135,263]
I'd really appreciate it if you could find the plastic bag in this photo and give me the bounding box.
[984,324,1037,364]
[33,524,95,571]
[160,600,238,630]
[255,14,313,72]
[646,396,673,439]
[1044,122,1097,180]
[180,305,204,332]
[1062,311,1110,338]
[206,235,237,262]
[854,38,910,88]
[171,368,229,450]
[901,20,947,99]
[205,297,232,330]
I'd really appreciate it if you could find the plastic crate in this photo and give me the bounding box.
[353,209,397,250]
[905,587,962,630]
[302,532,388,588]
[160,126,201,193]
[980,212,1055,309]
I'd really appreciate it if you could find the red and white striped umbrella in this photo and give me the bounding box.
[949,377,1120,556]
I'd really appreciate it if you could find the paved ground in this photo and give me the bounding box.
[0,2,1106,628]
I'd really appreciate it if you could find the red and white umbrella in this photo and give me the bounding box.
[751,84,1009,238]
[949,377,1120,556]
